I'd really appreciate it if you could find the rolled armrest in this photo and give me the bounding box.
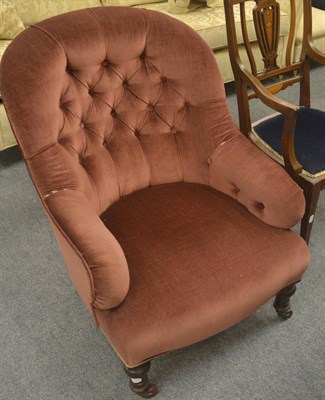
[209,132,305,229]
[44,189,129,310]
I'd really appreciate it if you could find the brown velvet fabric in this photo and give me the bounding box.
[1,7,237,309]
[97,183,310,367]
[209,134,306,228]
[45,190,129,309]
[1,7,310,364]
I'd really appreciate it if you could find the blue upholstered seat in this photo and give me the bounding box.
[253,108,325,177]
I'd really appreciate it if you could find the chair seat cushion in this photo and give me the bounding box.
[96,183,309,367]
[253,108,325,177]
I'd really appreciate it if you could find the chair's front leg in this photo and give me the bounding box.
[124,361,158,398]
[273,284,297,319]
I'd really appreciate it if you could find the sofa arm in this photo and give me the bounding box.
[209,133,305,229]
[44,189,129,310]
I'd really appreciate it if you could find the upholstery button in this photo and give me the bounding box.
[123,81,129,88]
[170,126,177,134]
[233,186,240,194]
[256,202,265,210]
[148,104,154,112]
[161,76,167,83]
[80,122,85,128]
[207,157,212,166]
[103,59,109,67]
[111,109,117,117]
[184,101,190,109]
[140,52,145,60]
[134,130,141,138]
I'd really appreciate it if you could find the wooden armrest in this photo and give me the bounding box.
[306,42,325,65]
[237,65,303,176]
[238,65,299,114]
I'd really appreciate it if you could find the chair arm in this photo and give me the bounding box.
[209,132,305,229]
[305,41,325,65]
[240,65,299,115]
[44,189,129,310]
[238,65,303,176]
[301,0,325,64]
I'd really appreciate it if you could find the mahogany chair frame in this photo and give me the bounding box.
[223,0,325,243]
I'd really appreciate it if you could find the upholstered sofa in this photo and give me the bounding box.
[0,0,324,151]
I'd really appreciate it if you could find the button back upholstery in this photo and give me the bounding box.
[1,6,310,378]
[3,7,237,312]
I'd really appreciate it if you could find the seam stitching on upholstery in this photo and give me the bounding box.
[85,168,101,212]
[62,104,81,123]
[152,110,172,129]
[30,25,66,53]
[84,98,95,122]
[105,151,122,198]
[87,8,109,58]
[126,86,150,106]
[43,187,77,198]
[143,8,151,38]
[31,25,89,91]
[68,73,89,91]
[92,66,105,91]
[176,105,187,128]
[128,61,143,82]
[84,124,105,141]
[208,132,240,187]
[107,64,124,82]
[173,130,184,183]
[62,142,80,159]
[135,134,153,187]
[114,114,134,134]
[26,142,57,160]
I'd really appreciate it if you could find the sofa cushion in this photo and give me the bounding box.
[0,40,12,96]
[101,0,165,6]
[11,0,102,26]
[137,2,289,50]
[0,41,16,150]
[0,40,15,150]
[296,6,325,43]
[167,0,222,15]
[207,0,223,7]
[0,103,16,150]
[0,39,11,61]
[97,182,309,366]
[294,6,325,60]
[0,0,24,39]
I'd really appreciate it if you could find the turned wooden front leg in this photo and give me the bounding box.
[124,361,158,398]
[273,284,297,319]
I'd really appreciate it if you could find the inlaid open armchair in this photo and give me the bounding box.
[1,7,310,398]
[224,0,325,244]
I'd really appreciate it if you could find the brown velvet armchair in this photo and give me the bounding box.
[1,7,310,398]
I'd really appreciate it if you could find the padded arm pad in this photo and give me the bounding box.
[209,133,305,229]
[44,189,130,310]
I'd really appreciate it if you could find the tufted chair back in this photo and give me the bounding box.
[2,7,235,215]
